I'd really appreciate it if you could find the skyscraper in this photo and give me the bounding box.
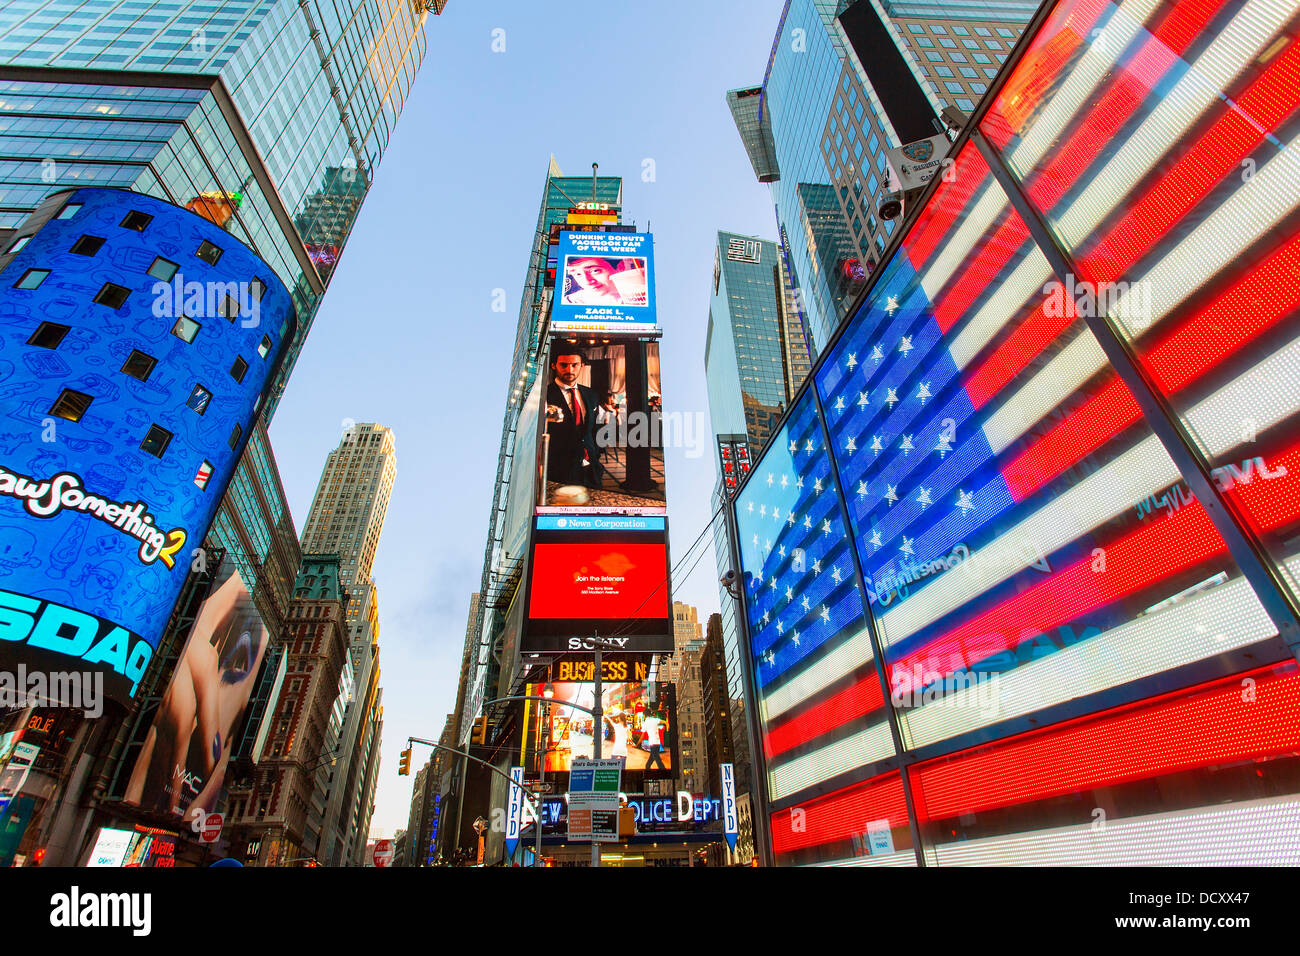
[668,602,706,794]
[298,423,395,865]
[730,0,1035,352]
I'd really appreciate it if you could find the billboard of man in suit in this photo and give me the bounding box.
[545,344,603,488]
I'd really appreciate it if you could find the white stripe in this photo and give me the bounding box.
[949,256,1053,372]
[810,849,917,867]
[768,720,895,803]
[881,330,1300,647]
[927,795,1300,865]
[1004,0,1165,174]
[1055,0,1298,248]
[916,181,1006,301]
[981,328,1107,453]
[903,568,1280,748]
[760,626,874,722]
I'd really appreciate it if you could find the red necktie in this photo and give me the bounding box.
[569,388,583,427]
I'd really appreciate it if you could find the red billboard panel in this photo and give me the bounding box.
[528,542,668,619]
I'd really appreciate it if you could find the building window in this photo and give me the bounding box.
[984,67,999,78]
[960,67,977,78]
[27,322,70,349]
[231,355,249,383]
[48,389,93,422]
[195,239,223,266]
[94,282,130,309]
[186,383,212,415]
[916,36,933,47]
[934,65,954,77]
[121,349,157,381]
[5,234,31,254]
[963,38,980,49]
[229,423,243,450]
[171,316,200,343]
[945,81,966,95]
[148,256,178,281]
[194,460,213,490]
[974,52,991,63]
[249,276,266,302]
[14,268,49,290]
[954,26,970,35]
[975,27,992,37]
[258,335,272,358]
[986,39,1003,50]
[931,24,947,34]
[140,425,172,458]
[119,210,153,231]
[950,51,968,63]
[217,294,240,321]
[939,37,957,48]
[998,27,1015,37]
[925,51,943,62]
[957,98,977,111]
[70,234,106,256]
[908,23,924,34]
[56,202,82,220]
[971,82,988,94]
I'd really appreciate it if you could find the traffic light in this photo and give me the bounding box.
[471,716,487,746]
[398,746,412,776]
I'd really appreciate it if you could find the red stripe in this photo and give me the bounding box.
[904,142,988,270]
[910,661,1300,821]
[1225,441,1300,536]
[770,771,908,857]
[764,671,885,761]
[1000,227,1300,502]
[1078,35,1300,281]
[888,501,1227,697]
[966,298,1078,409]
[930,215,1031,334]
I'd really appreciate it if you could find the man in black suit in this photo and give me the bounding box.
[545,344,603,488]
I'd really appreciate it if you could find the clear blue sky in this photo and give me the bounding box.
[268,0,788,837]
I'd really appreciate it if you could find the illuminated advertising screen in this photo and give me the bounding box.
[733,0,1300,867]
[521,681,676,778]
[538,336,665,515]
[0,188,293,707]
[552,231,657,333]
[122,554,270,819]
[86,826,177,867]
[522,515,671,653]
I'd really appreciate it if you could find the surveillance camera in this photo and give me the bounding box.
[878,191,903,221]
[720,569,737,587]
[940,105,969,132]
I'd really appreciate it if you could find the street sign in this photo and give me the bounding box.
[720,763,739,853]
[505,766,525,859]
[372,839,394,867]
[568,758,622,843]
[199,812,223,844]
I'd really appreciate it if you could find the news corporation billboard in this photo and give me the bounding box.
[552,231,657,334]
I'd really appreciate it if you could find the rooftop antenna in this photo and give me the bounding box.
[592,162,598,203]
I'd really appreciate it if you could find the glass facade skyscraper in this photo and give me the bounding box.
[732,0,1036,353]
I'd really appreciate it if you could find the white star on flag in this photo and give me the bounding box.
[814,477,823,493]
[767,473,774,486]
[780,474,789,488]
[820,605,831,623]
[870,435,883,455]
[787,512,796,527]
[805,439,815,452]
[845,437,856,454]
[759,504,767,517]
[785,586,794,602]
[886,387,899,407]
[834,395,845,412]
[885,484,898,505]
[752,534,758,546]
[856,480,868,497]
[796,476,804,489]
[846,352,857,369]
[886,296,899,314]
[772,506,781,521]
[900,434,915,455]
[857,391,869,408]
[956,489,976,515]
[821,519,832,535]
[764,650,775,665]
[935,433,953,457]
[916,487,933,509]
[762,610,769,625]
[804,515,813,529]
[778,544,786,558]
[765,539,772,552]
[899,335,913,356]
[776,620,784,635]
[791,630,801,645]
[831,566,842,583]
[769,576,777,590]
[789,439,798,454]
[871,345,885,362]
[900,536,915,556]
[801,595,810,611]
[917,382,932,404]
[870,529,882,549]
[812,559,822,575]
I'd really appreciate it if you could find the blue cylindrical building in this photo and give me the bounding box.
[0,187,295,706]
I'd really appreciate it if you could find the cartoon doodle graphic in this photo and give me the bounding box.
[0,527,43,577]
[0,432,33,456]
[21,351,71,379]
[48,517,88,580]
[85,463,127,498]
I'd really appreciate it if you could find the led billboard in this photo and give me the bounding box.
[121,554,270,819]
[521,681,676,777]
[732,0,1300,866]
[538,337,665,515]
[522,515,671,653]
[0,188,293,707]
[552,232,657,333]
